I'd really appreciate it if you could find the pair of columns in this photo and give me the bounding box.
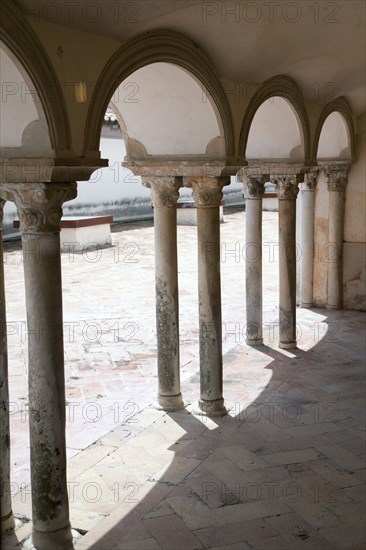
[241,164,349,350]
[241,173,300,349]
[299,166,348,310]
[146,176,228,416]
[1,183,76,549]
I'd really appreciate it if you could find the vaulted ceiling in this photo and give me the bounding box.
[15,0,366,115]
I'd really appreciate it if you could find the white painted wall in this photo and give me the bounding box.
[0,46,38,147]
[0,43,52,156]
[246,97,303,159]
[317,112,350,159]
[113,63,222,156]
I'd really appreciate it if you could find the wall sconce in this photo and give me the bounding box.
[74,81,87,103]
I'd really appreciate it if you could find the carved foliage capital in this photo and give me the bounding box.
[325,169,348,191]
[273,176,300,200]
[143,177,181,207]
[189,177,228,208]
[0,183,77,233]
[242,176,266,199]
[303,171,318,190]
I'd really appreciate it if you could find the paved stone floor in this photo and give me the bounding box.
[2,210,366,549]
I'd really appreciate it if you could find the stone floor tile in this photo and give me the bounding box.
[149,456,201,484]
[221,444,271,471]
[194,517,280,547]
[282,496,341,528]
[318,522,366,549]
[344,483,366,502]
[265,512,336,549]
[260,448,321,466]
[214,500,291,523]
[313,444,366,471]
[113,538,161,549]
[209,543,250,550]
[143,514,203,549]
[308,458,364,488]
[166,494,222,530]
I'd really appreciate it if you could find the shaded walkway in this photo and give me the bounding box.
[3,212,365,549]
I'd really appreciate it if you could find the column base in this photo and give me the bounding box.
[32,523,73,550]
[197,398,227,417]
[246,338,264,346]
[1,511,15,535]
[299,302,313,309]
[156,393,185,412]
[279,341,297,350]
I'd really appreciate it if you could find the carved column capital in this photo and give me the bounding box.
[185,177,229,208]
[273,175,301,200]
[299,170,318,191]
[241,175,266,199]
[324,168,348,192]
[0,183,77,234]
[142,176,181,208]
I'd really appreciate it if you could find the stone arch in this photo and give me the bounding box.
[83,30,235,157]
[312,97,355,162]
[0,1,71,154]
[238,75,310,164]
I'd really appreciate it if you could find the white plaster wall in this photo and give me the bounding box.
[246,97,303,159]
[317,112,349,159]
[0,45,40,147]
[114,63,222,156]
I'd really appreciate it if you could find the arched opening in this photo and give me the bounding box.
[0,42,52,156]
[245,97,304,161]
[71,61,236,221]
[316,111,351,160]
[0,41,55,233]
[111,62,224,158]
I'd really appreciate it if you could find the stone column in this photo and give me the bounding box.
[242,176,266,345]
[2,183,77,550]
[190,177,228,416]
[148,177,184,411]
[0,199,15,535]
[299,172,317,308]
[326,167,348,309]
[276,176,300,349]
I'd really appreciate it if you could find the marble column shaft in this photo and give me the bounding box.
[326,169,348,309]
[242,176,266,345]
[191,177,228,416]
[1,183,76,550]
[276,176,299,349]
[299,173,317,308]
[0,199,15,535]
[149,177,184,411]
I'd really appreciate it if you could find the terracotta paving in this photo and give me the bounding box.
[2,210,366,549]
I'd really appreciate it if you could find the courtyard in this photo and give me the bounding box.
[3,210,366,549]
